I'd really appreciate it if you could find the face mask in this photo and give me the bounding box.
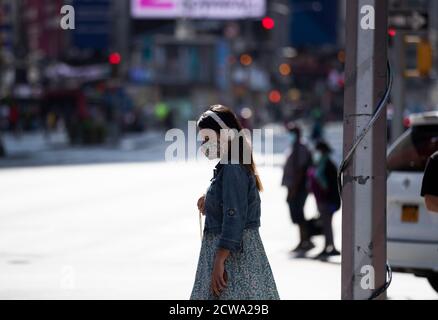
[289,132,297,145]
[201,141,220,160]
[313,150,322,164]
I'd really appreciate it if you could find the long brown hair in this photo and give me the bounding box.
[197,105,264,192]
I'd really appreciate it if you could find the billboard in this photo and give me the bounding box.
[131,0,266,19]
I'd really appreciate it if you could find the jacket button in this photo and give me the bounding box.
[228,208,235,216]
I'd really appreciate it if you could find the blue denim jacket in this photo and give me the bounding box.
[204,162,261,252]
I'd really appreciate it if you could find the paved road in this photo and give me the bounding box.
[0,124,436,299]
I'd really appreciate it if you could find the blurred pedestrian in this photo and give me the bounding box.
[421,151,438,213]
[191,105,279,300]
[308,141,341,259]
[310,108,324,142]
[282,123,314,253]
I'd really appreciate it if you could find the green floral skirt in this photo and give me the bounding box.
[190,228,280,300]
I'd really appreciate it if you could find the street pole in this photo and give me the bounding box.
[112,0,130,78]
[391,30,406,142]
[428,0,438,105]
[342,0,388,300]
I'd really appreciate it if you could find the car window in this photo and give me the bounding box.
[387,125,438,172]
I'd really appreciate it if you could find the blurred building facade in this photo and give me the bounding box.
[128,0,346,129]
[1,0,351,144]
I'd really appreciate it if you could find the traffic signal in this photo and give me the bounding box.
[109,52,121,65]
[417,40,432,77]
[388,28,397,47]
[388,28,397,37]
[403,36,433,78]
[261,16,275,30]
[109,52,122,78]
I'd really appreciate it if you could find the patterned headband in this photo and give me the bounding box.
[202,110,230,130]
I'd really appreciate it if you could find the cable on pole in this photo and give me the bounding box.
[337,60,394,300]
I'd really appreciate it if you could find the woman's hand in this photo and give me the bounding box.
[211,249,230,297]
[197,194,206,215]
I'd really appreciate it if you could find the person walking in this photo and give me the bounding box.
[282,123,314,253]
[308,141,341,259]
[191,105,279,300]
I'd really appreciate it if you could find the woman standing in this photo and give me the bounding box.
[190,105,279,300]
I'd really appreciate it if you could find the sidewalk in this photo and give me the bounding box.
[2,131,69,155]
[2,130,166,155]
[0,130,167,168]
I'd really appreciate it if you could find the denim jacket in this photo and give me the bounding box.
[204,162,261,252]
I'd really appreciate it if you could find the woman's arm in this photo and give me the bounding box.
[197,194,206,215]
[425,194,438,213]
[211,165,249,295]
[218,165,249,252]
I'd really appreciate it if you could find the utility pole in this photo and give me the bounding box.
[112,0,130,78]
[430,0,438,79]
[342,0,388,300]
[391,30,406,142]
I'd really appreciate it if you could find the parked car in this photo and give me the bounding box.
[387,111,438,294]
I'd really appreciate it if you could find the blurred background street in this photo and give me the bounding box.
[1,0,438,300]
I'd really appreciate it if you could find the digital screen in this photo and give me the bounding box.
[131,0,266,19]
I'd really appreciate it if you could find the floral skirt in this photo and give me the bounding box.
[190,228,280,300]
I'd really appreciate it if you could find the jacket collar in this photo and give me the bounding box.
[214,161,224,177]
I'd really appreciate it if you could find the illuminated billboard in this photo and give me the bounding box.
[131,0,266,19]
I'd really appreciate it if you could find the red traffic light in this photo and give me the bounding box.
[109,52,122,65]
[388,28,397,37]
[269,90,281,104]
[262,17,275,30]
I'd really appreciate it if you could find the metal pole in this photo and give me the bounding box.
[391,31,406,142]
[112,0,130,77]
[342,0,388,300]
[428,0,438,105]
[338,0,347,48]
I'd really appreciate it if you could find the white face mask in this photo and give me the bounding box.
[201,140,221,160]
[313,150,322,164]
[289,132,297,145]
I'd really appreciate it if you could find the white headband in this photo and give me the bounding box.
[202,111,230,130]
